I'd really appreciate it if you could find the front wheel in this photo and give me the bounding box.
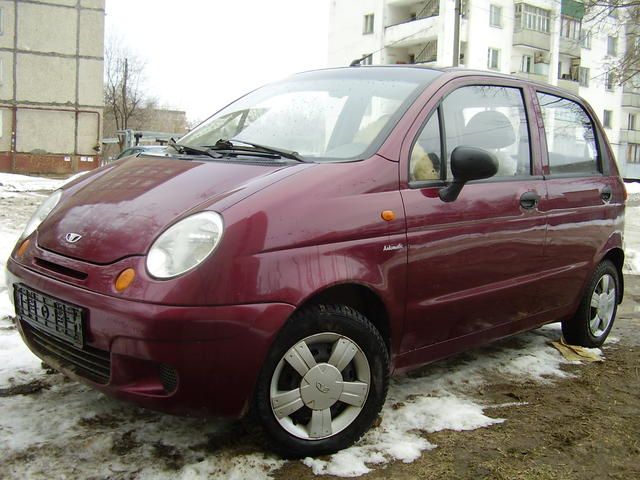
[253,305,389,458]
[562,260,620,347]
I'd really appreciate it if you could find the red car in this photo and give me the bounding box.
[6,67,625,457]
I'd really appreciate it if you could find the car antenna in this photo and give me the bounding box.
[349,53,371,67]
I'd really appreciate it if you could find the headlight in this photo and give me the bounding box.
[20,189,63,240]
[146,211,224,279]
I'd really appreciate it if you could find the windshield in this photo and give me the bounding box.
[180,68,441,161]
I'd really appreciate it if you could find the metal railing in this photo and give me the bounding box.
[414,40,438,63]
[415,0,439,20]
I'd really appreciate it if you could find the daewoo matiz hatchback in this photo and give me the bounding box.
[6,66,625,457]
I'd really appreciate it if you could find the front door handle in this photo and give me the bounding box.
[520,191,540,209]
[601,186,612,203]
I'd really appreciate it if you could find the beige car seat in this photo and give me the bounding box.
[462,111,517,176]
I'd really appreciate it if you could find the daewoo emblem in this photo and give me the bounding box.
[315,382,330,394]
[65,233,82,243]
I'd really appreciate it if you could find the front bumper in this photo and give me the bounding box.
[7,257,295,418]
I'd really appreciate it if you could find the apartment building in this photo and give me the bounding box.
[328,0,640,178]
[0,0,104,175]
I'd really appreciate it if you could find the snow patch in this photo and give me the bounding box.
[624,181,640,195]
[0,326,43,387]
[0,173,69,192]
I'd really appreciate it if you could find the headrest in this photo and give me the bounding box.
[463,110,516,149]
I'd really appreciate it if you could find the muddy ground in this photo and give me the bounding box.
[277,281,640,480]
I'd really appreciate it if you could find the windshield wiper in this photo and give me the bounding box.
[167,140,222,159]
[209,139,309,162]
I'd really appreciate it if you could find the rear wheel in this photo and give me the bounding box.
[254,305,389,458]
[562,260,619,347]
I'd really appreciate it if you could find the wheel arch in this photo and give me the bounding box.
[600,247,625,303]
[296,283,393,355]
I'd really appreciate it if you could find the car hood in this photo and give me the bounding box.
[37,155,303,264]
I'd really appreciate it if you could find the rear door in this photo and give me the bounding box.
[534,91,619,313]
[399,79,548,352]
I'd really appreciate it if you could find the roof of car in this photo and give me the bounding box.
[313,64,584,102]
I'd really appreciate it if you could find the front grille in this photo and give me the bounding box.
[34,258,88,280]
[159,364,178,393]
[22,321,111,384]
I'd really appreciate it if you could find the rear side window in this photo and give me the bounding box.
[536,92,599,175]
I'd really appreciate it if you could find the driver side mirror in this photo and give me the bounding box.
[439,146,498,202]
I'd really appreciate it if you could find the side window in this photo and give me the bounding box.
[536,92,599,175]
[441,85,531,177]
[410,112,441,182]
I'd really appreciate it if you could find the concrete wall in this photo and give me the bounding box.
[0,0,105,174]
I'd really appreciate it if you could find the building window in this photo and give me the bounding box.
[578,67,590,87]
[629,114,637,131]
[580,30,591,49]
[628,144,640,164]
[521,55,532,73]
[603,110,612,129]
[605,72,615,91]
[363,14,374,35]
[487,48,500,70]
[607,36,617,56]
[361,54,372,66]
[561,16,581,40]
[515,4,550,34]
[490,5,502,27]
[0,8,4,35]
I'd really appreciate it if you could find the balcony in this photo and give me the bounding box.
[386,0,420,5]
[514,71,547,84]
[513,29,551,52]
[558,79,580,95]
[559,37,581,57]
[622,90,640,108]
[620,129,640,144]
[385,15,439,48]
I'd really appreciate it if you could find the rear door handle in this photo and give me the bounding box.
[601,186,612,203]
[520,191,540,209]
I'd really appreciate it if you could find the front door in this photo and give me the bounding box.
[399,81,548,352]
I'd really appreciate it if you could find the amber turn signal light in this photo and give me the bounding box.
[381,210,395,221]
[115,268,136,292]
[17,238,31,257]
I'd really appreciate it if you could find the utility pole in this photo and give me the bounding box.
[122,58,128,129]
[452,0,461,67]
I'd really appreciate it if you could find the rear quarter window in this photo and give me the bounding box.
[536,92,600,175]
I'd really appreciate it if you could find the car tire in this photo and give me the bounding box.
[562,260,619,347]
[253,304,389,458]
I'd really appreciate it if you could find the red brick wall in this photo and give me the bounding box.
[0,153,102,175]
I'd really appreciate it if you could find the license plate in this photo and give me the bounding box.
[14,284,84,347]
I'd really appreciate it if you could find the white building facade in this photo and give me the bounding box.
[328,0,640,178]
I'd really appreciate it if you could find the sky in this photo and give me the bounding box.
[105,0,330,123]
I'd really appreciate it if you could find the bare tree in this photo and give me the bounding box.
[104,37,151,148]
[583,1,640,84]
